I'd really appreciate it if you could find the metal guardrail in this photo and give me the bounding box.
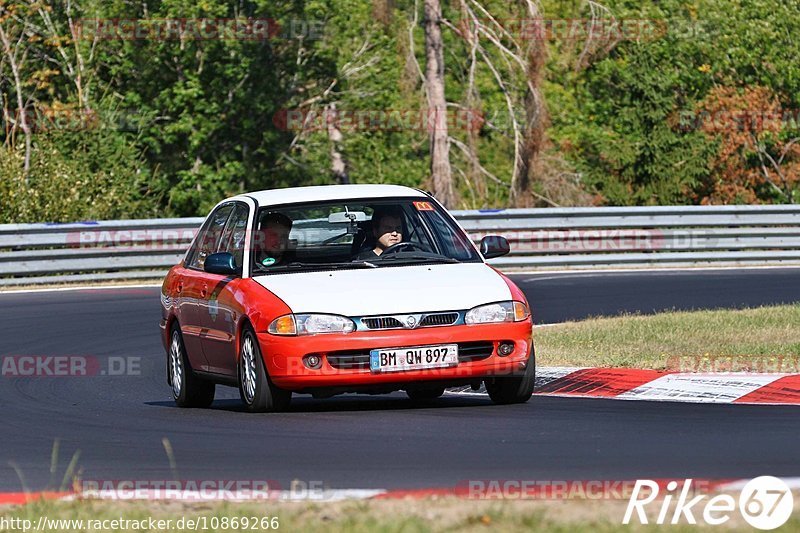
[2,205,800,286]
[0,218,203,286]
[457,205,800,269]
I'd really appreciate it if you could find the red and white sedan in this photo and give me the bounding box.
[160,184,534,412]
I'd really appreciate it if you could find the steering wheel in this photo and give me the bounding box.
[381,241,426,255]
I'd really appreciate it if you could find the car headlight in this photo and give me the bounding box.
[465,301,530,324]
[268,314,356,335]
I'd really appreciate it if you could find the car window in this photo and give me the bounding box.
[187,204,234,270]
[185,218,215,268]
[217,204,249,269]
[398,205,436,252]
[251,198,480,273]
[419,209,476,260]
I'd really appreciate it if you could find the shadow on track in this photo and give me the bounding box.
[145,393,495,413]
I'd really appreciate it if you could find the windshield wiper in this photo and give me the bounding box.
[254,261,378,273]
[376,253,459,264]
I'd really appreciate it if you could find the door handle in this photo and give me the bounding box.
[176,282,183,293]
[201,284,208,298]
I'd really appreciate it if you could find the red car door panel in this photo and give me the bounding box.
[196,276,240,376]
[196,202,250,377]
[177,267,212,372]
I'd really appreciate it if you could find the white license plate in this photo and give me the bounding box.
[369,344,459,373]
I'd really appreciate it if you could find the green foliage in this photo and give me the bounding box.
[0,131,158,223]
[546,0,800,204]
[2,0,800,223]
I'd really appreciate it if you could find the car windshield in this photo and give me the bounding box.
[251,197,481,274]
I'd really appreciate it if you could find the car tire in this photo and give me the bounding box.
[169,324,215,408]
[485,347,536,405]
[238,327,291,413]
[406,387,445,401]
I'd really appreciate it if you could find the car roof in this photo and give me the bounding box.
[231,184,428,208]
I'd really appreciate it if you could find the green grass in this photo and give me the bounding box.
[3,498,798,532]
[534,305,800,370]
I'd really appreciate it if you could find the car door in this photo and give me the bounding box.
[197,202,250,376]
[180,203,235,371]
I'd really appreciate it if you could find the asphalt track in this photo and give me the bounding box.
[1,268,800,492]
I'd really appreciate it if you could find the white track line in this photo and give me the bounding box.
[69,489,386,502]
[716,478,800,491]
[0,283,161,295]
[517,264,800,282]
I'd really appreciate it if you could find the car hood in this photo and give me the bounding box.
[252,262,512,316]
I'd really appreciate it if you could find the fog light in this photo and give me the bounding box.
[498,342,515,357]
[304,355,322,370]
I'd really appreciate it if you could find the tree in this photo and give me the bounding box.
[696,86,800,204]
[422,0,455,207]
[0,1,34,179]
[514,0,548,205]
[0,0,157,223]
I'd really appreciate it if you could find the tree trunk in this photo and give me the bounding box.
[423,0,456,207]
[513,10,548,205]
[372,0,395,27]
[326,103,350,184]
[0,23,32,182]
[514,87,547,204]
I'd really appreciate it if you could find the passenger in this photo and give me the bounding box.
[357,207,404,260]
[255,212,293,267]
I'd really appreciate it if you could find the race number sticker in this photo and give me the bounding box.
[413,201,435,211]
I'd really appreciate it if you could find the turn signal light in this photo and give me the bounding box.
[513,302,530,321]
[269,315,297,335]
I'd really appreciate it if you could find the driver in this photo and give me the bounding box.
[255,212,293,267]
[357,206,404,260]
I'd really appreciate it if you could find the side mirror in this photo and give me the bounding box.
[479,236,510,259]
[204,252,239,276]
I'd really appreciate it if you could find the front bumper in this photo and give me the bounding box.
[257,320,533,391]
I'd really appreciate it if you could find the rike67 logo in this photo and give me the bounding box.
[624,477,794,529]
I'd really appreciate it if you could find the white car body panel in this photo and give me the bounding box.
[253,263,511,316]
[231,184,427,209]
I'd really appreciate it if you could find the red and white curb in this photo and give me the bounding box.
[4,479,800,504]
[448,367,800,405]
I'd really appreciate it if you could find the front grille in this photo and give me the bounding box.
[322,341,495,370]
[419,312,459,327]
[361,312,460,330]
[363,317,403,330]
